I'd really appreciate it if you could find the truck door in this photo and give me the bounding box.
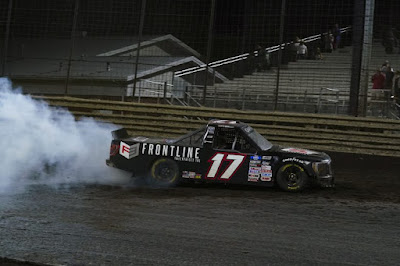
[201,125,257,185]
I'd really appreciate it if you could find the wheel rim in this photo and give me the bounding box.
[154,162,176,181]
[282,165,302,187]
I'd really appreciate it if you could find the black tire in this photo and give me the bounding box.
[276,163,309,192]
[148,158,179,186]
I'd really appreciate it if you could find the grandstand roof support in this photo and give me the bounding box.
[203,0,216,105]
[349,0,366,117]
[132,0,147,98]
[1,0,12,77]
[360,0,375,117]
[274,0,286,111]
[64,0,79,96]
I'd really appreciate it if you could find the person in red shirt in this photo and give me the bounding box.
[371,69,386,89]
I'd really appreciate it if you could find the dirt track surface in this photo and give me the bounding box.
[1,152,400,265]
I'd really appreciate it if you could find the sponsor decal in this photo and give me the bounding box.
[212,120,237,125]
[248,173,259,182]
[141,143,201,163]
[132,136,148,142]
[249,160,261,164]
[189,172,196,179]
[261,161,270,165]
[110,143,119,156]
[260,176,272,181]
[182,171,189,178]
[262,156,272,160]
[119,142,140,159]
[250,155,261,160]
[182,171,198,179]
[249,167,261,171]
[282,148,317,155]
[248,169,261,174]
[282,158,310,164]
[260,164,272,181]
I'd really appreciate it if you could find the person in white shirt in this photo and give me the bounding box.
[297,41,308,59]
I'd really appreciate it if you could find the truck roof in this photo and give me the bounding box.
[207,119,245,128]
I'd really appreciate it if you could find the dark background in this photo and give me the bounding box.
[1,0,399,60]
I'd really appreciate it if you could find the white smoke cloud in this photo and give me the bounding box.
[0,78,131,193]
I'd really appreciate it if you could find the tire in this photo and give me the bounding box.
[148,158,179,186]
[276,163,309,192]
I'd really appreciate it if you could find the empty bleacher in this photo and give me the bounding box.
[198,40,399,116]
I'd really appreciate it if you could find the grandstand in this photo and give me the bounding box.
[182,39,400,117]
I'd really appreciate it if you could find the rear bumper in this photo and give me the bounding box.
[106,159,116,168]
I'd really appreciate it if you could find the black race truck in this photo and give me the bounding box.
[106,120,333,192]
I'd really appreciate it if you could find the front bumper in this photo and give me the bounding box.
[316,174,335,188]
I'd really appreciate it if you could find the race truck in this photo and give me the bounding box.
[106,120,334,192]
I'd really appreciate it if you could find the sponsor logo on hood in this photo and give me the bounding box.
[281,147,318,155]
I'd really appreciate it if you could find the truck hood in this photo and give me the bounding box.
[271,145,331,161]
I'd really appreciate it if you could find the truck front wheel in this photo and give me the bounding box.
[276,163,309,192]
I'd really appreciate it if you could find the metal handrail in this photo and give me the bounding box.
[141,79,174,87]
[317,87,340,114]
[175,26,352,78]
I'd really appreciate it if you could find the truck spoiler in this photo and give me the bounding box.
[111,128,130,140]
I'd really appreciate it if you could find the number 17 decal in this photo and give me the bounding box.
[206,153,246,180]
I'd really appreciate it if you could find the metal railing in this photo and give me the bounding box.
[137,79,173,103]
[317,87,340,114]
[175,26,352,78]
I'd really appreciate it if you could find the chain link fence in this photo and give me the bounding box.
[1,0,399,118]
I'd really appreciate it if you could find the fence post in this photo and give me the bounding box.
[213,86,217,108]
[1,0,13,77]
[163,81,167,104]
[242,87,246,110]
[203,0,216,105]
[349,0,367,116]
[360,0,375,116]
[274,0,286,111]
[64,0,79,95]
[303,90,308,112]
[132,0,146,97]
[184,86,188,104]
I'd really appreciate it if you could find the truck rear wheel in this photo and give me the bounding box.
[149,158,179,186]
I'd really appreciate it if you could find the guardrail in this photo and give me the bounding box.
[35,96,400,157]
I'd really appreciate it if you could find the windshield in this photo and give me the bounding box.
[245,126,273,150]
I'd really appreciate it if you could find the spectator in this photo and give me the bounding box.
[297,41,308,59]
[324,30,334,53]
[383,64,394,90]
[315,47,323,60]
[264,49,271,70]
[318,33,325,52]
[381,60,390,72]
[371,69,386,90]
[333,23,341,49]
[255,44,266,72]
